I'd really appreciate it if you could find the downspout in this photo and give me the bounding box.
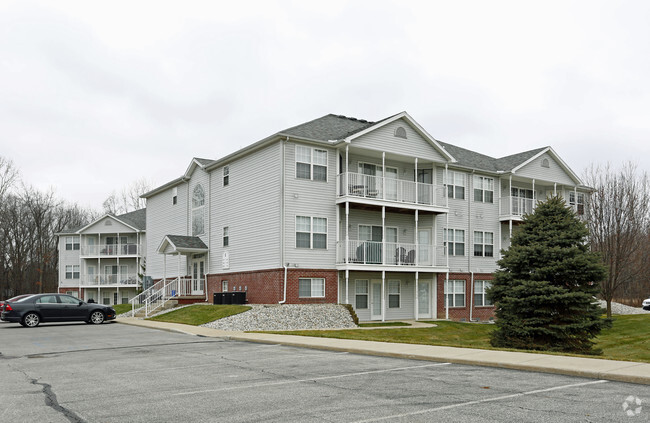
[470,271,474,322]
[469,172,473,322]
[445,163,449,320]
[279,137,288,304]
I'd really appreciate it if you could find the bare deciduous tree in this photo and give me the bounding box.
[103,177,153,215]
[584,162,650,317]
[0,156,19,199]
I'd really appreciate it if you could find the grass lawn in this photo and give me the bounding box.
[112,304,133,315]
[268,314,650,363]
[358,322,411,328]
[147,304,251,326]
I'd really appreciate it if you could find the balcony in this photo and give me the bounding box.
[80,243,142,257]
[336,240,446,268]
[500,196,585,220]
[80,274,140,286]
[336,172,447,210]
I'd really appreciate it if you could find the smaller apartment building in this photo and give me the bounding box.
[134,112,588,321]
[57,209,146,305]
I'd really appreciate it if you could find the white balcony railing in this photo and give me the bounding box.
[337,172,445,207]
[500,196,535,217]
[80,274,140,286]
[81,244,141,256]
[336,240,445,267]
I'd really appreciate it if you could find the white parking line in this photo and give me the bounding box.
[351,379,610,422]
[170,362,452,396]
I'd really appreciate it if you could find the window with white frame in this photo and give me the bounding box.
[295,216,327,249]
[388,280,401,308]
[222,280,228,292]
[65,265,80,279]
[474,280,493,306]
[298,278,325,298]
[223,166,229,186]
[65,237,80,251]
[355,280,368,309]
[569,191,585,215]
[444,229,465,256]
[444,170,465,199]
[296,145,327,181]
[192,185,205,235]
[444,280,466,307]
[223,227,229,247]
[473,231,494,257]
[172,187,178,205]
[473,175,494,203]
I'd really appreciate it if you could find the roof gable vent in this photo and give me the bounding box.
[105,220,112,226]
[394,126,407,139]
[541,158,550,168]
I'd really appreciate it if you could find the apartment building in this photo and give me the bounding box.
[136,112,587,321]
[57,209,146,305]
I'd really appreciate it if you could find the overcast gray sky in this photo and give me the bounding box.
[1,0,649,209]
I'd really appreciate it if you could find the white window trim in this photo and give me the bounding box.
[444,280,466,308]
[473,175,494,203]
[223,226,229,247]
[298,277,325,298]
[296,145,328,181]
[65,265,80,279]
[444,170,466,200]
[355,279,369,309]
[295,216,328,249]
[474,280,493,307]
[444,228,465,256]
[192,184,205,236]
[388,280,401,309]
[65,236,80,251]
[473,231,494,257]
[223,166,229,186]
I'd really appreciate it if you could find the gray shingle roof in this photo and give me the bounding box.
[116,208,146,230]
[165,235,208,250]
[279,114,376,142]
[439,141,547,173]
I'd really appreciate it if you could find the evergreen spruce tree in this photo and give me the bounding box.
[487,196,608,354]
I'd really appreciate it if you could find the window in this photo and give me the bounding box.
[444,171,465,199]
[444,229,465,256]
[222,280,228,292]
[192,185,205,235]
[569,191,585,215]
[223,166,229,186]
[36,295,58,304]
[65,265,80,279]
[298,278,325,298]
[388,280,401,308]
[474,280,493,306]
[473,175,494,203]
[444,280,466,307]
[296,145,327,181]
[296,216,327,249]
[59,295,79,304]
[473,231,494,257]
[222,227,229,247]
[65,237,80,251]
[172,187,178,205]
[355,280,368,309]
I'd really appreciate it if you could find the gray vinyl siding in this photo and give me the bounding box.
[58,236,80,287]
[284,142,337,269]
[146,182,189,279]
[209,142,282,273]
[515,152,577,186]
[351,119,447,163]
[82,217,135,234]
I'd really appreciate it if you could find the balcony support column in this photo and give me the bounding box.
[554,182,557,196]
[381,270,386,322]
[415,158,419,204]
[381,206,385,265]
[509,175,512,217]
[345,202,349,264]
[532,179,536,208]
[345,145,349,196]
[415,271,419,321]
[415,210,419,266]
[345,269,349,305]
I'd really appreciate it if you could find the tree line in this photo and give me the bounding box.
[0,156,151,299]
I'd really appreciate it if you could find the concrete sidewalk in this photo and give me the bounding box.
[115,317,650,385]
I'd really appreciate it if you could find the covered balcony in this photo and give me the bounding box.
[80,243,142,257]
[336,240,446,268]
[80,274,140,286]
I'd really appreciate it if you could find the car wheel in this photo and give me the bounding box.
[23,313,40,328]
[89,311,105,324]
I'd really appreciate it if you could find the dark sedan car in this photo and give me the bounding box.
[0,294,33,313]
[1,294,116,327]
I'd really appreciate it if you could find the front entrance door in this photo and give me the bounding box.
[371,280,383,320]
[417,280,432,319]
[418,228,432,266]
[191,257,205,295]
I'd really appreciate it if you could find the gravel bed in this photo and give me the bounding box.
[597,300,650,315]
[200,304,357,331]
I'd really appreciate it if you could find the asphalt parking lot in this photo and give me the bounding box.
[1,320,648,422]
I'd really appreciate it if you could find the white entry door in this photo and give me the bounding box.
[371,280,383,320]
[191,258,205,295]
[418,228,432,266]
[417,280,432,319]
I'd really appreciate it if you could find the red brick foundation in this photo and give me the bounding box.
[206,268,339,304]
[436,273,496,321]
